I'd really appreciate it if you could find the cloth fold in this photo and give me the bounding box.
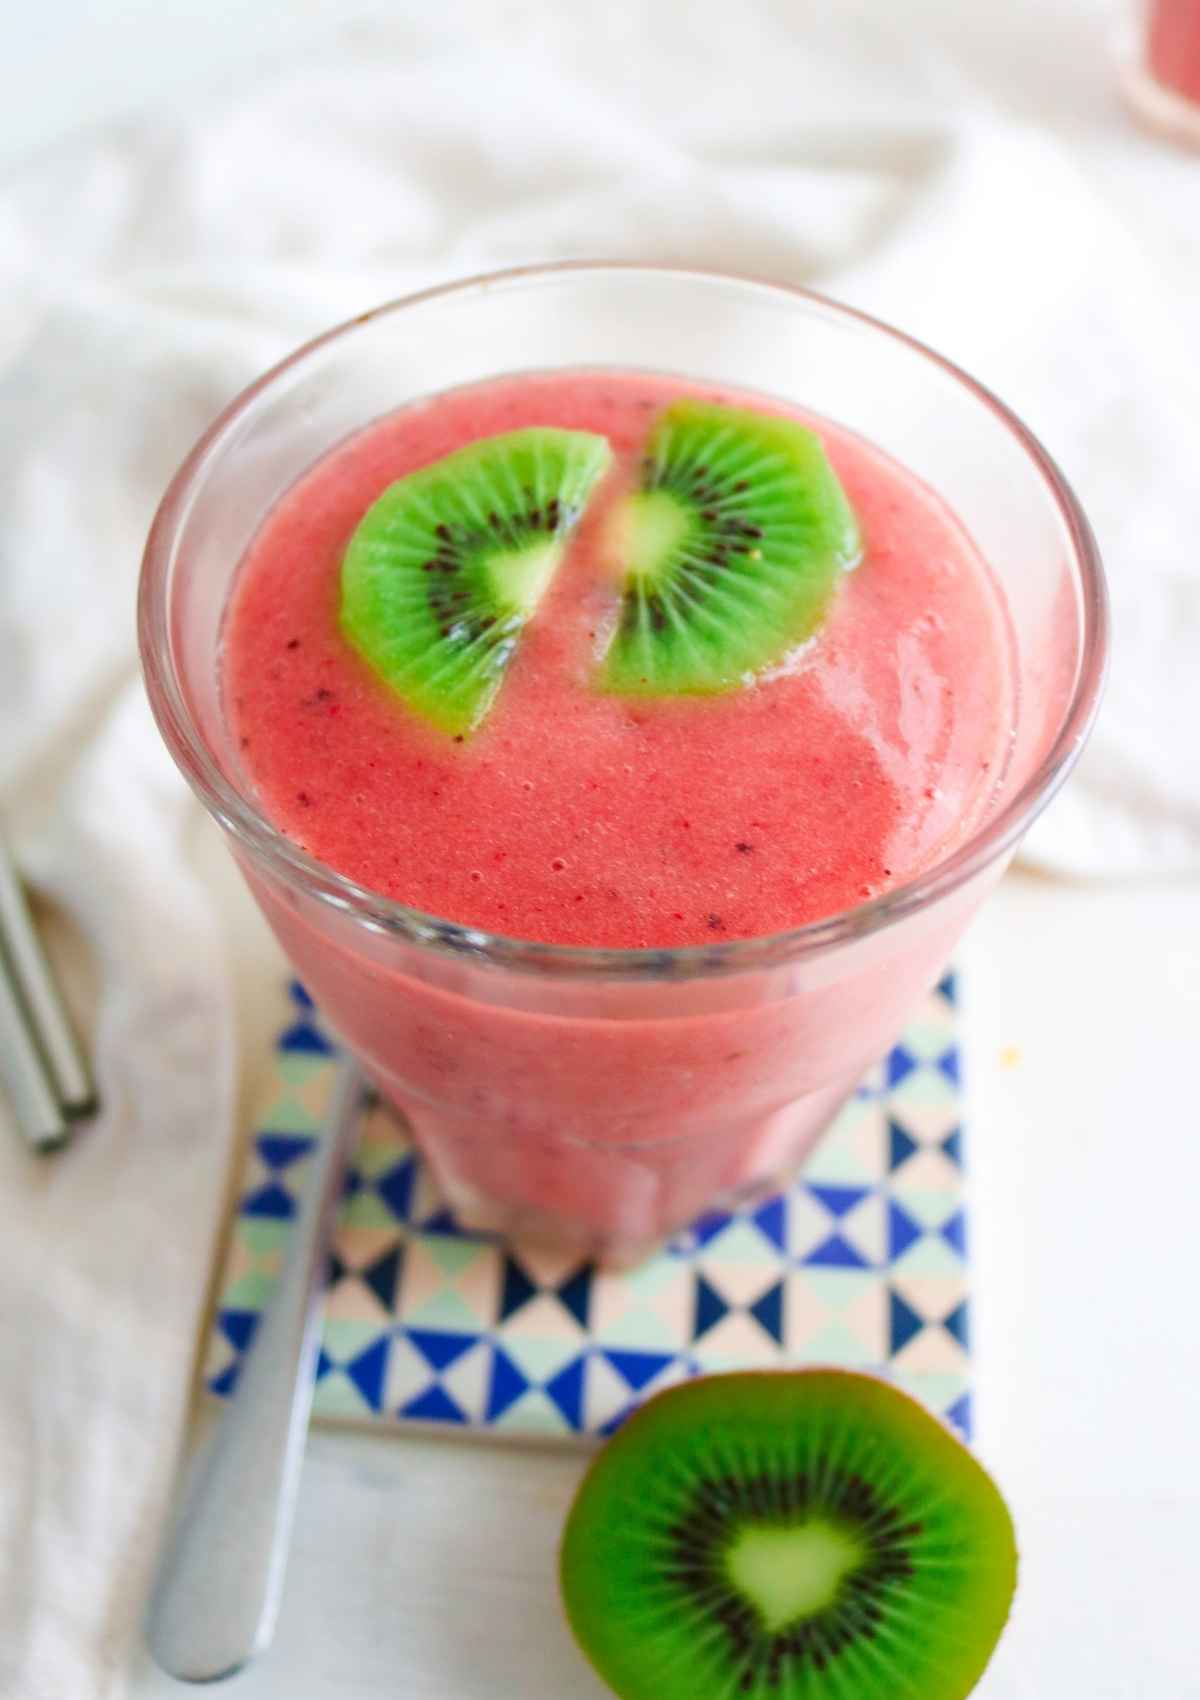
[1,7,1196,1695]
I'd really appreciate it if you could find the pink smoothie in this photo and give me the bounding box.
[1148,0,1200,103]
[225,373,1013,949]
[222,371,1015,1258]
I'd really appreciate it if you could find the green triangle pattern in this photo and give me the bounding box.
[420,1235,488,1278]
[403,1289,490,1332]
[799,1319,878,1366]
[895,1371,969,1413]
[320,1317,385,1363]
[890,1236,965,1278]
[313,1369,377,1420]
[591,1304,684,1351]
[899,1187,960,1230]
[701,1220,778,1267]
[277,1054,329,1091]
[339,1191,398,1231]
[259,1094,322,1135]
[221,1270,278,1310]
[352,1138,408,1181]
[240,1219,290,1257]
[801,1132,877,1184]
[801,1269,879,1311]
[492,1390,572,1437]
[497,1332,584,1385]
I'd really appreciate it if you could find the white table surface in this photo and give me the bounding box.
[8,4,1199,1697]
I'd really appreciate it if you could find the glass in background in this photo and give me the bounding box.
[1119,0,1200,146]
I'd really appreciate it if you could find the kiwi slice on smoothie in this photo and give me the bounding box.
[341,427,611,734]
[603,401,861,696]
[560,1370,1016,1700]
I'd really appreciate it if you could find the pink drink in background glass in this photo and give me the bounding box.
[1148,0,1200,102]
[1122,0,1200,144]
[139,266,1106,1264]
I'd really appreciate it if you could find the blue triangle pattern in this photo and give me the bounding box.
[289,980,315,1009]
[937,970,957,1003]
[219,1310,259,1353]
[599,1404,635,1438]
[347,1338,389,1410]
[752,1195,787,1252]
[499,1256,539,1321]
[750,1281,785,1345]
[315,1348,333,1380]
[209,1362,239,1397]
[945,1391,972,1440]
[257,1134,315,1171]
[603,1349,674,1392]
[941,1127,963,1166]
[420,1207,463,1237]
[688,1210,733,1250]
[242,1181,295,1220]
[486,1346,529,1422]
[279,1019,333,1055]
[375,1158,415,1223]
[402,1382,466,1425]
[363,1247,403,1312]
[941,1210,967,1256]
[888,1200,923,1262]
[809,1184,870,1218]
[888,1122,919,1172]
[406,1328,476,1373]
[341,1168,362,1198]
[545,1356,587,1430]
[889,1289,926,1354]
[887,1048,917,1088]
[557,1267,592,1330]
[938,1049,960,1085]
[804,1233,869,1269]
[942,1302,969,1349]
[692,1274,729,1341]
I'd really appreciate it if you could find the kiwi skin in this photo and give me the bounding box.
[559,1369,1017,1700]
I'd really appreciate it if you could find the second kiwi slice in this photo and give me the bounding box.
[603,401,861,696]
[560,1370,1017,1700]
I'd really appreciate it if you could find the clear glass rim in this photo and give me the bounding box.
[138,259,1109,981]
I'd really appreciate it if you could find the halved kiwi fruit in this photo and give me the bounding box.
[560,1370,1016,1700]
[340,427,612,735]
[602,401,861,696]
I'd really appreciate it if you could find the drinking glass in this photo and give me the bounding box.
[139,263,1107,1265]
[1119,0,1200,146]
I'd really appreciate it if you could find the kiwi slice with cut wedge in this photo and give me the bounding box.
[602,401,861,696]
[560,1370,1017,1700]
[340,427,611,735]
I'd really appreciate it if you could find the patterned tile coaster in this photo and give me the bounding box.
[206,975,970,1443]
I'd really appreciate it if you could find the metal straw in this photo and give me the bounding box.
[0,827,95,1121]
[0,933,69,1151]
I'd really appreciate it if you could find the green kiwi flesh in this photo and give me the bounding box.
[602,401,861,696]
[340,427,611,734]
[560,1370,1017,1700]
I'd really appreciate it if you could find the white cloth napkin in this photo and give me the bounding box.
[1,4,1197,1695]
